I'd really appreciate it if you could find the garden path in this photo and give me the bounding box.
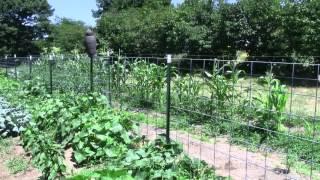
[140,124,311,180]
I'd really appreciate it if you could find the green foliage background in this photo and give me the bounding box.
[2,0,320,60]
[96,0,320,58]
[0,0,53,56]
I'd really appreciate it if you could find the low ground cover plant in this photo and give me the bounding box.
[67,168,134,180]
[5,155,29,174]
[121,137,224,180]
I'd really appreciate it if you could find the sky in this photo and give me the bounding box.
[48,0,184,26]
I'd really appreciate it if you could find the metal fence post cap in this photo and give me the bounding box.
[166,54,172,64]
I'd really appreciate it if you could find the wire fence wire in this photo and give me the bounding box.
[1,55,320,180]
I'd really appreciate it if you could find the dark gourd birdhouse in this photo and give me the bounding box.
[84,29,97,58]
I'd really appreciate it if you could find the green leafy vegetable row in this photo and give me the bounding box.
[0,73,224,179]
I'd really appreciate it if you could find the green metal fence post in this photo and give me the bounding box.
[14,54,17,79]
[107,52,112,107]
[5,55,8,77]
[90,56,94,92]
[49,55,53,94]
[29,55,32,80]
[166,54,172,144]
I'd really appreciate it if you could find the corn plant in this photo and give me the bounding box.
[110,56,129,97]
[129,60,166,107]
[204,61,243,114]
[172,74,202,111]
[55,59,90,93]
[254,73,288,133]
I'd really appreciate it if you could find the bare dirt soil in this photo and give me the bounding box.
[140,124,313,180]
[0,138,40,180]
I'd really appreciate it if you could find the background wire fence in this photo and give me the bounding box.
[0,55,320,180]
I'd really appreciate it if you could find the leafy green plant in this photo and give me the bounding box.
[173,74,201,110]
[122,138,182,179]
[0,137,11,156]
[122,137,221,179]
[72,109,137,165]
[21,77,47,97]
[67,168,134,180]
[0,74,20,92]
[255,72,289,133]
[129,60,166,107]
[201,61,244,135]
[5,156,29,174]
[110,56,129,97]
[172,74,205,123]
[22,129,66,180]
[20,91,111,179]
[177,155,225,180]
[204,61,243,114]
[25,92,108,144]
[0,97,31,137]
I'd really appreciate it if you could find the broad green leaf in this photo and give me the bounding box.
[74,152,86,163]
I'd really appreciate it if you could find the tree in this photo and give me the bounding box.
[93,0,171,17]
[95,0,320,60]
[281,0,320,57]
[236,0,283,55]
[96,0,174,54]
[51,18,87,53]
[176,0,220,54]
[0,0,53,56]
[94,0,145,17]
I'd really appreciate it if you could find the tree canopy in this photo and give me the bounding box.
[1,0,320,59]
[0,0,53,56]
[93,0,171,17]
[50,18,87,54]
[96,0,320,58]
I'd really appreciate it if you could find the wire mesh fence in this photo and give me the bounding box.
[1,54,320,180]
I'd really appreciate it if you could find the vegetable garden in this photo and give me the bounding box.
[0,54,320,179]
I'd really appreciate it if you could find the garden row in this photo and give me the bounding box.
[119,58,319,174]
[25,56,320,175]
[0,73,226,179]
[8,55,320,176]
